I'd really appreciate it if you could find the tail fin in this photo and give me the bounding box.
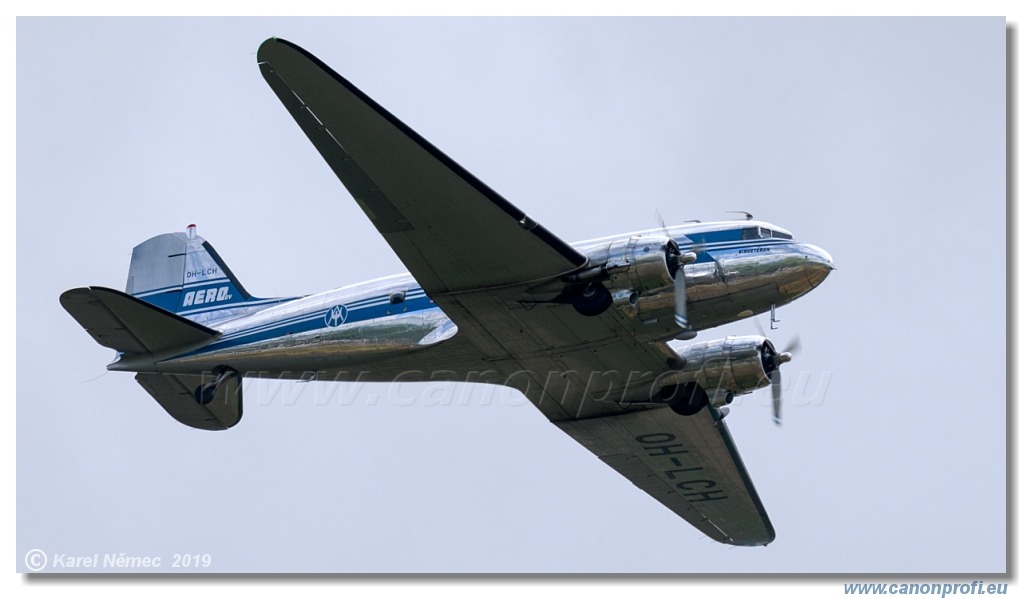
[126,225,286,324]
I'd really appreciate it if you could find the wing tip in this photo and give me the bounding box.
[257,36,294,63]
[257,36,316,66]
[59,286,92,308]
[722,525,776,547]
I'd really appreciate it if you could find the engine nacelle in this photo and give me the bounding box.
[576,235,678,296]
[657,336,775,400]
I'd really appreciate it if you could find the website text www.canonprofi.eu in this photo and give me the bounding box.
[843,582,1008,597]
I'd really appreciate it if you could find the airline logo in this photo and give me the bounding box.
[183,286,233,307]
[325,305,348,327]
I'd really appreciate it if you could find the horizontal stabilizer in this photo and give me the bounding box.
[136,371,243,431]
[60,286,219,354]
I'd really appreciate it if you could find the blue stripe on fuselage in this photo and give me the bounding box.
[181,292,436,356]
[679,237,791,263]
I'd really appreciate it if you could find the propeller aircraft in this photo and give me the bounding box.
[61,38,834,546]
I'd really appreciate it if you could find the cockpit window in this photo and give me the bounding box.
[741,227,765,240]
[741,226,793,240]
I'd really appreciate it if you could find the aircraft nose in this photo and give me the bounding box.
[801,244,834,288]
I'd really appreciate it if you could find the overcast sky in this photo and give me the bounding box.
[17,17,1006,573]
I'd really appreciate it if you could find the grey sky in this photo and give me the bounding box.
[17,17,1006,573]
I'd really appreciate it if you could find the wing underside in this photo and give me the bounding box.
[558,407,775,546]
[435,294,776,545]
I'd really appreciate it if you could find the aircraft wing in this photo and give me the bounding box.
[558,405,775,546]
[257,38,773,546]
[257,38,587,294]
[429,297,777,546]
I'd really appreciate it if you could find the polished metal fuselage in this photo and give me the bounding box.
[110,220,833,380]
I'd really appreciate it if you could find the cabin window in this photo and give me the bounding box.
[389,291,406,304]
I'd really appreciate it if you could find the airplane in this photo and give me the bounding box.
[60,38,834,547]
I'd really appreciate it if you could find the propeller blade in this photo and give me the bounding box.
[771,369,782,426]
[673,251,698,329]
[750,316,799,427]
[752,317,767,338]
[674,269,688,328]
[655,208,668,234]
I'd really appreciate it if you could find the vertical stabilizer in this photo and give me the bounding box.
[126,226,288,324]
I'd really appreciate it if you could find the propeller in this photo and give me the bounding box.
[672,253,697,326]
[753,317,802,426]
[656,209,699,331]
